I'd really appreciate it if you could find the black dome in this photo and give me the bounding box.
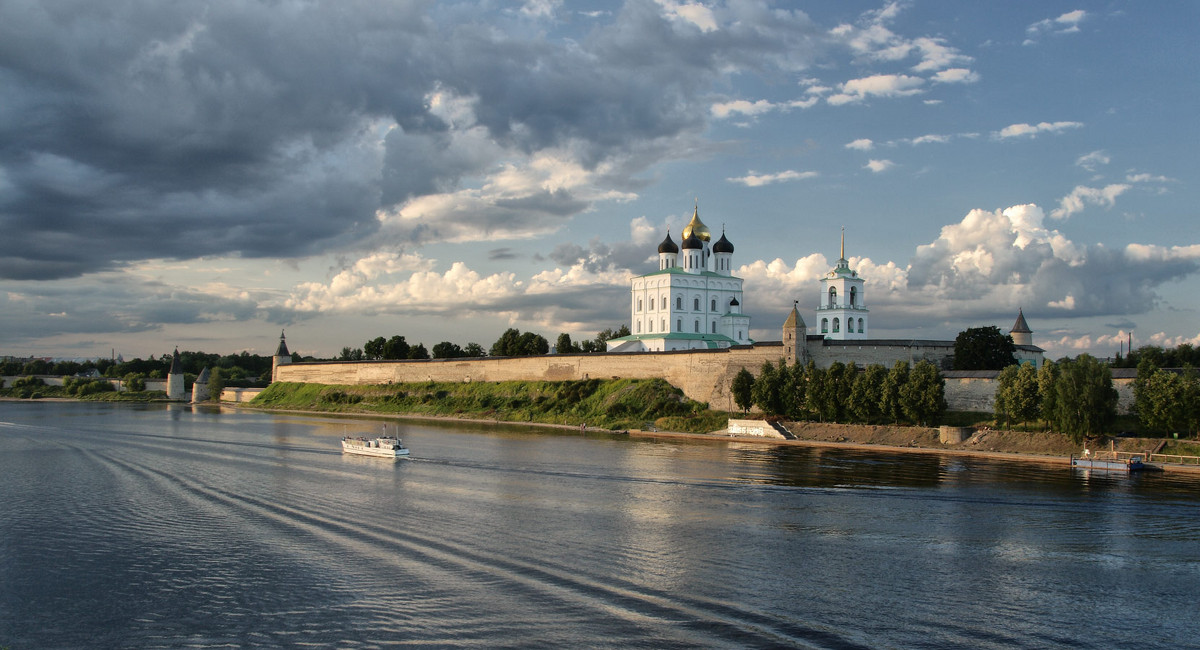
[713,232,734,254]
[681,232,703,250]
[657,232,679,254]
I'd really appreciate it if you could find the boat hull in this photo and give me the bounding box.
[341,437,410,459]
[1071,457,1144,472]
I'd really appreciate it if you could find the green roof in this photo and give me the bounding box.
[637,267,740,280]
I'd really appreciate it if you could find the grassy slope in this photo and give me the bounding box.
[250,378,729,433]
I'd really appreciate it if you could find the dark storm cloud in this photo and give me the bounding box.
[0,275,267,343]
[0,0,822,280]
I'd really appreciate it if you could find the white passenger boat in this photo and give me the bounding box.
[341,434,410,458]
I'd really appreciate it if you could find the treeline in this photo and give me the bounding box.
[994,355,1119,443]
[339,325,632,361]
[731,359,948,427]
[0,351,276,385]
[1112,343,1200,369]
[1133,359,1200,437]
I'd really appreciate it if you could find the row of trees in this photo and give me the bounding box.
[1133,360,1200,436]
[1114,344,1200,369]
[994,355,1119,443]
[341,325,632,362]
[731,359,948,427]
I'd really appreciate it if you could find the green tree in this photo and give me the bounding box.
[1037,360,1060,430]
[490,328,549,357]
[408,343,429,360]
[849,363,887,424]
[338,347,364,361]
[207,368,226,400]
[555,333,578,354]
[1131,357,1158,422]
[751,361,786,416]
[786,361,811,420]
[432,342,464,359]
[953,326,1018,370]
[881,361,910,424]
[805,364,838,422]
[363,337,386,360]
[901,360,947,426]
[995,363,1040,429]
[463,342,486,358]
[383,336,410,360]
[731,368,754,414]
[123,373,146,392]
[1049,354,1118,444]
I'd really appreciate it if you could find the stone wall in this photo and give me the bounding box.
[275,343,790,408]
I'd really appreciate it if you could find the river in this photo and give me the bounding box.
[1,401,1198,648]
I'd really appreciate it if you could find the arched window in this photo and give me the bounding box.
[676,319,681,331]
[637,321,641,333]
[833,318,840,332]
[711,298,717,312]
[676,296,682,309]
[648,320,653,333]
[738,330,742,339]
[661,319,666,332]
[711,321,717,333]
[694,320,700,333]
[821,318,828,333]
[858,319,864,333]
[694,297,700,310]
[649,298,654,311]
[638,299,643,312]
[849,286,857,306]
[828,287,837,307]
[661,295,667,309]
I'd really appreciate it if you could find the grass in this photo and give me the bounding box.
[250,378,729,433]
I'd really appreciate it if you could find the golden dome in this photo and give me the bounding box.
[681,205,711,242]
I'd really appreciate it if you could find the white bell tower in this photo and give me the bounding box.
[817,229,868,340]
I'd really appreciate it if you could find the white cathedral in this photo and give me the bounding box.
[606,205,751,352]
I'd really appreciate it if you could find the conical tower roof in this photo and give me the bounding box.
[784,303,806,329]
[275,330,290,356]
[195,367,210,384]
[1011,308,1032,334]
[168,348,182,375]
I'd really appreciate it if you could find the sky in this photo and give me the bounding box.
[2,0,1198,362]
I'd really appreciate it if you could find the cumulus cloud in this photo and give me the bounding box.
[1027,10,1087,37]
[727,170,818,187]
[993,121,1084,139]
[830,4,972,73]
[865,159,896,173]
[1049,184,1130,219]
[711,96,818,120]
[906,204,1200,322]
[828,74,925,105]
[931,68,979,84]
[845,138,875,151]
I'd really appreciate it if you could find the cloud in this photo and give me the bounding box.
[0,0,826,280]
[845,138,875,151]
[828,74,925,105]
[711,96,818,120]
[864,159,895,173]
[993,121,1084,139]
[1049,184,1130,219]
[931,68,979,84]
[906,204,1200,322]
[726,170,818,187]
[1075,150,1110,172]
[830,5,972,73]
[1027,10,1087,36]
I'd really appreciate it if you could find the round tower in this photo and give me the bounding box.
[166,348,185,400]
[272,330,292,382]
[1010,309,1033,347]
[191,367,211,403]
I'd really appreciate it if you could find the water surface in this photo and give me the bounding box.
[2,401,1198,648]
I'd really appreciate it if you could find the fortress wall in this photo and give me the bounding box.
[809,342,954,370]
[275,343,790,407]
[943,376,999,412]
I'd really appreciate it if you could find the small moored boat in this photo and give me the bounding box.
[342,433,409,459]
[1071,442,1144,472]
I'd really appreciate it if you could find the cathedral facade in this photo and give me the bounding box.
[607,206,751,352]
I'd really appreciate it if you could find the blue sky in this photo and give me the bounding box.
[1,1,1197,361]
